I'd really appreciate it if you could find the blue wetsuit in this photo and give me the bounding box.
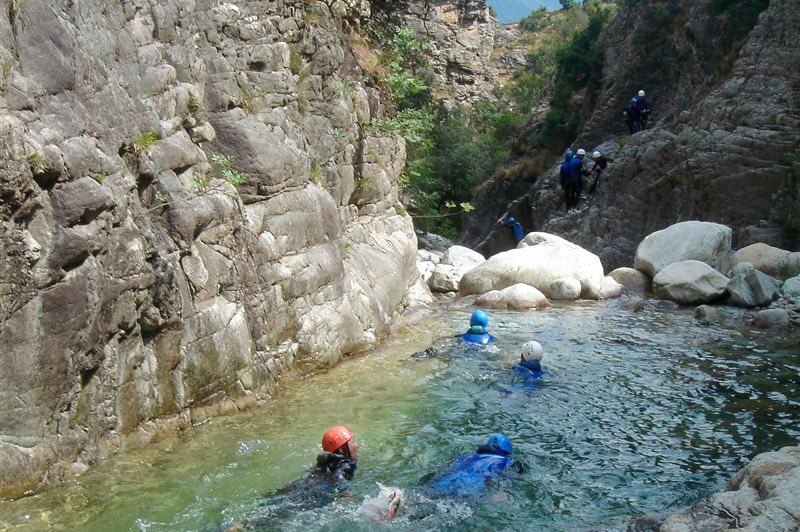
[462,310,495,345]
[461,326,495,345]
[503,219,525,243]
[429,452,515,496]
[515,359,544,379]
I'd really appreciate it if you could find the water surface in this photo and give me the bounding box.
[1,300,798,531]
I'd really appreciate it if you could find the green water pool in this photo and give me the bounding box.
[1,300,798,531]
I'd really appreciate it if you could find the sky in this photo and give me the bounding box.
[488,0,561,24]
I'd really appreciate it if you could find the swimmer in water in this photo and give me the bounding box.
[461,309,496,345]
[515,340,544,378]
[429,434,522,496]
[226,426,361,529]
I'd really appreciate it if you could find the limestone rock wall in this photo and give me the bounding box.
[404,0,498,106]
[0,0,417,498]
[463,0,800,267]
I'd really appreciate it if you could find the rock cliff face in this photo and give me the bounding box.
[464,0,800,268]
[0,0,418,498]
[404,0,498,106]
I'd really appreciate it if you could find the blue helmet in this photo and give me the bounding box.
[486,434,513,456]
[565,150,574,161]
[506,216,516,223]
[630,97,638,103]
[470,309,489,328]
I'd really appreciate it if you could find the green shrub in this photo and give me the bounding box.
[134,130,161,151]
[211,154,248,188]
[532,5,611,149]
[520,7,548,31]
[290,51,303,75]
[379,27,434,110]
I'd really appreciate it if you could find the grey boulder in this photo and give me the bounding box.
[734,243,800,279]
[635,221,733,277]
[727,265,781,308]
[652,260,729,305]
[781,275,800,299]
[608,267,650,293]
[753,308,790,329]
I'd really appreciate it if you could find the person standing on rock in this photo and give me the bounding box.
[623,97,641,134]
[499,214,525,244]
[588,151,613,195]
[559,150,574,211]
[566,149,587,212]
[637,90,651,129]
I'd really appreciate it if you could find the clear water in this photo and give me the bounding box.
[1,300,798,531]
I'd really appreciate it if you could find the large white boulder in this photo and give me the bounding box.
[427,245,485,293]
[582,276,623,300]
[403,275,435,307]
[734,243,800,280]
[441,245,485,271]
[549,278,582,301]
[652,260,730,305]
[475,283,549,310]
[417,249,441,265]
[417,260,435,282]
[428,264,460,293]
[608,267,650,293]
[460,233,604,296]
[634,221,733,277]
[518,232,581,249]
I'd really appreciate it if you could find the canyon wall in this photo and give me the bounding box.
[0,0,419,498]
[463,0,800,267]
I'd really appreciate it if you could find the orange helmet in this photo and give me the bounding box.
[322,426,354,453]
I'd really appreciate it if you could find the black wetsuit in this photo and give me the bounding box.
[588,156,612,194]
[638,96,652,129]
[232,453,357,529]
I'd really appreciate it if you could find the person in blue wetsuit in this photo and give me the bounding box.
[499,214,525,243]
[429,434,522,496]
[559,150,574,211]
[515,340,544,378]
[624,97,641,134]
[461,309,495,345]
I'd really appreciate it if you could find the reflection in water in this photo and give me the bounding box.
[1,300,798,531]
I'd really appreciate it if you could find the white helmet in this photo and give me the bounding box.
[521,340,543,362]
[576,149,586,157]
[593,151,602,159]
[638,90,645,98]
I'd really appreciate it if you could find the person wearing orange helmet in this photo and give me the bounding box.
[317,425,359,482]
[227,426,361,528]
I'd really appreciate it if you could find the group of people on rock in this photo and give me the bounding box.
[236,310,543,527]
[623,89,652,134]
[495,89,651,237]
[559,148,613,212]
[553,89,650,213]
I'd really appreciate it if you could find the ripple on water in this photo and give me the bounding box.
[0,302,798,531]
